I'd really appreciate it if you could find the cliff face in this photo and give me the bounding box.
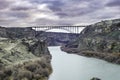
[0,27,52,80]
[0,27,36,39]
[61,19,120,64]
[45,32,79,46]
[77,19,120,53]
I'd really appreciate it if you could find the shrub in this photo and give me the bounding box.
[4,67,12,76]
[0,71,5,79]
[24,62,41,72]
[15,70,32,80]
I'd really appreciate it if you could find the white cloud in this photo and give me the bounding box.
[37,4,50,11]
[32,12,59,20]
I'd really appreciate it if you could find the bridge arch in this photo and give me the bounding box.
[44,27,73,33]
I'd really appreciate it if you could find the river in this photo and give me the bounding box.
[49,46,120,80]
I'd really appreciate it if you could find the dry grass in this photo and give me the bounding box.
[0,58,52,80]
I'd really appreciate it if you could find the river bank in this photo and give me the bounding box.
[61,46,120,64]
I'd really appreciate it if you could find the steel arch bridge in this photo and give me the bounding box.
[32,26,86,34]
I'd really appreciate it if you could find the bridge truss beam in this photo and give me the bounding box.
[32,26,86,34]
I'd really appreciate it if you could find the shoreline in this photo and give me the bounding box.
[61,46,120,65]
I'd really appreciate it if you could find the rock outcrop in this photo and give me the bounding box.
[91,77,101,80]
[61,18,120,64]
[0,27,52,80]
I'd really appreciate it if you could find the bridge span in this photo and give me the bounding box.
[32,26,86,34]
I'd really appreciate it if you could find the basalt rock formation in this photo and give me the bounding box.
[0,27,52,80]
[45,32,79,46]
[61,18,120,64]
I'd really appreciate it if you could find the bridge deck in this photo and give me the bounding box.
[32,26,86,28]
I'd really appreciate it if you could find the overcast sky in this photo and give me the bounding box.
[0,0,120,27]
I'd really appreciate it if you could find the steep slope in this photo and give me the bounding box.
[0,27,52,80]
[61,18,120,64]
[45,32,79,46]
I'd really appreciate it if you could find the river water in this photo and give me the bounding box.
[49,46,120,80]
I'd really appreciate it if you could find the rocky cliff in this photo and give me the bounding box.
[45,32,79,46]
[0,27,52,80]
[61,18,120,64]
[0,27,36,39]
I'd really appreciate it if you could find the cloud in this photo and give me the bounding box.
[31,18,72,26]
[106,0,120,7]
[0,0,119,27]
[7,11,30,19]
[0,0,10,10]
[42,1,64,12]
[11,6,33,11]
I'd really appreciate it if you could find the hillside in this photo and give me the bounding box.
[0,27,52,80]
[61,18,120,64]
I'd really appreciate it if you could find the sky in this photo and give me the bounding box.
[0,0,120,27]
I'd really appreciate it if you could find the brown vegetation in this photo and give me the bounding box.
[0,58,52,80]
